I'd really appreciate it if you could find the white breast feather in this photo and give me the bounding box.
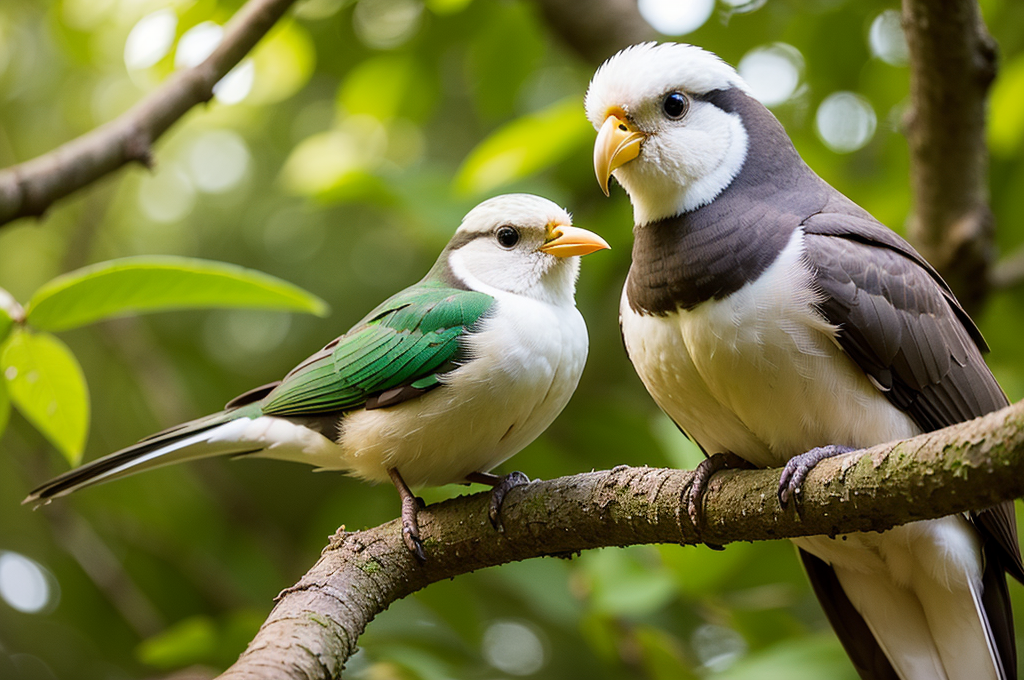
[332,290,587,488]
[621,226,919,468]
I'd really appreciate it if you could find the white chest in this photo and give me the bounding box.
[336,291,589,487]
[620,228,919,467]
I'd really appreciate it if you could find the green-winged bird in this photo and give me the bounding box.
[26,193,609,560]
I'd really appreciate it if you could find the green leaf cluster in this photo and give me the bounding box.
[0,257,326,464]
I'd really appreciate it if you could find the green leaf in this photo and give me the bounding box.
[337,55,435,122]
[0,309,11,346]
[1,329,89,465]
[454,97,592,195]
[989,54,1024,157]
[25,256,329,332]
[0,373,10,440]
[0,287,22,344]
[137,616,217,669]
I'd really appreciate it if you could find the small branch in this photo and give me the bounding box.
[533,0,655,64]
[0,0,299,227]
[218,399,1024,680]
[902,0,998,314]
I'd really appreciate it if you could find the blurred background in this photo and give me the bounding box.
[2,0,1024,678]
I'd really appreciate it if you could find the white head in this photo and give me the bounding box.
[441,194,609,306]
[585,42,752,225]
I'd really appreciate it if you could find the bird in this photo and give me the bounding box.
[585,42,1022,680]
[25,193,609,561]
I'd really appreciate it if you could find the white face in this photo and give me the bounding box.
[446,194,582,306]
[586,42,752,224]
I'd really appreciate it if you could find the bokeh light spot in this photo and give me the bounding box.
[815,91,877,153]
[187,130,251,194]
[720,0,768,14]
[124,9,177,71]
[353,0,423,49]
[138,165,196,223]
[482,620,546,676]
[204,311,292,370]
[213,59,255,104]
[869,9,909,66]
[637,0,714,36]
[0,551,55,614]
[175,21,223,70]
[692,623,747,672]
[738,43,804,107]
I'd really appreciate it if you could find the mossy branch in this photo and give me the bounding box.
[216,399,1024,680]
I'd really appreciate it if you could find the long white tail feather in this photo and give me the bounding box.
[26,418,264,503]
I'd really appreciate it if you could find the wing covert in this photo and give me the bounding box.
[260,283,494,416]
[802,210,1022,581]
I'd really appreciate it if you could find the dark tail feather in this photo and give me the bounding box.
[24,407,262,505]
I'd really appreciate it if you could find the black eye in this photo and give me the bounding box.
[496,226,520,248]
[663,92,689,120]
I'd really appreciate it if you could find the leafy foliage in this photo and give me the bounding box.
[26,256,329,332]
[1,329,89,464]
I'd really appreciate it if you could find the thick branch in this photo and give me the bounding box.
[0,0,298,227]
[902,0,998,314]
[534,0,655,64]
[218,399,1024,680]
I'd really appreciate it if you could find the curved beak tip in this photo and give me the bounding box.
[593,114,643,197]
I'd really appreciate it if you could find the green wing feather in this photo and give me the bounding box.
[260,282,494,416]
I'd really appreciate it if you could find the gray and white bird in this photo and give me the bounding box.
[586,42,1021,680]
[26,193,609,560]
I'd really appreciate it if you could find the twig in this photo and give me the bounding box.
[902,0,999,314]
[0,0,299,227]
[217,398,1024,680]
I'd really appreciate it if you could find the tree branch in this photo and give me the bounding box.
[0,0,299,227]
[216,399,1024,680]
[902,0,998,314]
[533,0,655,64]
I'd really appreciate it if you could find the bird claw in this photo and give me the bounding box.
[388,467,428,563]
[778,445,855,508]
[402,523,426,564]
[488,471,530,532]
[680,452,749,548]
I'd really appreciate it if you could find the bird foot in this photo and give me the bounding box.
[681,452,750,549]
[401,520,426,563]
[467,470,530,532]
[388,467,427,563]
[778,445,855,508]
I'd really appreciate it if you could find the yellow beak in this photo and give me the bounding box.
[594,113,645,196]
[539,224,610,258]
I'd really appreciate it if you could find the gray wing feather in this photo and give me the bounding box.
[802,208,1021,680]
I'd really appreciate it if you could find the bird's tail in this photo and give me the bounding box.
[23,404,265,505]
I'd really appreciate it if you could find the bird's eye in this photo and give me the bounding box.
[662,92,689,120]
[496,226,520,248]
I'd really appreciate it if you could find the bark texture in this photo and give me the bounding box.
[0,0,299,227]
[902,0,999,314]
[217,399,1024,680]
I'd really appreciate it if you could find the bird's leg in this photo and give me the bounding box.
[681,452,752,545]
[466,470,530,532]
[388,467,426,563]
[778,445,856,508]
